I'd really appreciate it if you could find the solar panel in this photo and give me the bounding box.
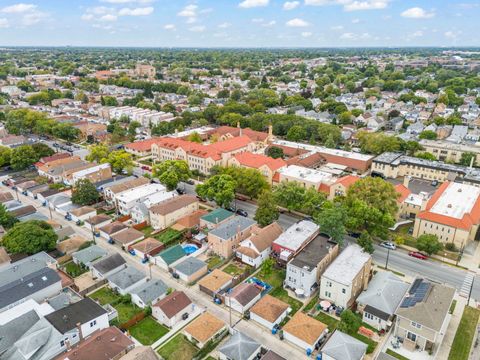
[400,279,432,308]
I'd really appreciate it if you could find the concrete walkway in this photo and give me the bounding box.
[459,242,480,274]
[437,295,466,360]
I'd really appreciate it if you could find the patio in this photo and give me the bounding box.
[384,333,434,360]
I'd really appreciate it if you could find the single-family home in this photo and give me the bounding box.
[282,312,328,351]
[172,257,208,283]
[183,312,226,348]
[68,206,96,223]
[321,330,368,360]
[129,237,164,261]
[98,221,128,240]
[107,266,147,295]
[356,271,409,331]
[56,235,88,256]
[200,208,235,230]
[320,245,372,308]
[72,245,107,268]
[208,216,257,258]
[198,269,233,297]
[130,279,168,308]
[91,253,126,280]
[152,291,195,328]
[236,222,283,268]
[84,214,111,231]
[149,195,199,230]
[218,331,261,360]
[110,228,144,249]
[250,294,290,330]
[225,283,262,314]
[284,234,339,298]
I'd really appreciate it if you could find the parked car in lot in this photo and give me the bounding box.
[380,241,396,250]
[236,209,248,217]
[176,188,186,195]
[431,180,439,187]
[408,251,428,260]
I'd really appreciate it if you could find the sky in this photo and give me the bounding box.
[0,0,479,48]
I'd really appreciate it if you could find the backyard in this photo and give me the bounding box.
[89,287,143,323]
[206,255,223,270]
[257,269,303,315]
[89,287,120,305]
[222,262,250,276]
[129,316,169,345]
[448,306,480,360]
[157,334,199,360]
[114,302,143,323]
[154,228,183,247]
[63,261,88,278]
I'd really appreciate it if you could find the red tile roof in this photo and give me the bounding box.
[125,138,164,152]
[335,175,360,188]
[233,152,286,172]
[213,126,269,142]
[395,184,411,204]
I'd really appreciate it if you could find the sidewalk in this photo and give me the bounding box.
[458,242,480,274]
[437,295,466,360]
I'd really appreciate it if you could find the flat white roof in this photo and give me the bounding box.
[273,220,319,251]
[430,182,480,219]
[117,183,166,203]
[0,299,54,325]
[273,139,374,161]
[279,165,333,185]
[322,245,371,286]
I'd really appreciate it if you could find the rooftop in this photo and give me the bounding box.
[278,165,334,185]
[289,234,337,272]
[209,216,256,241]
[321,330,368,360]
[116,183,166,203]
[173,257,207,276]
[156,244,185,265]
[107,266,146,290]
[183,312,225,344]
[200,208,234,224]
[218,331,261,360]
[130,279,168,305]
[149,194,198,215]
[153,290,192,319]
[91,253,126,275]
[273,220,319,252]
[283,312,327,346]
[322,245,371,286]
[198,269,233,292]
[250,294,290,323]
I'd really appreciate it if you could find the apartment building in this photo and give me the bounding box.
[208,216,257,258]
[115,183,167,215]
[149,195,199,230]
[227,152,286,184]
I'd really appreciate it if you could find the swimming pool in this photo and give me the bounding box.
[182,244,199,255]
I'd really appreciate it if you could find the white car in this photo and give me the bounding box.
[380,241,396,250]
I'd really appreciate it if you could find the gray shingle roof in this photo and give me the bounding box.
[321,330,367,360]
[218,331,261,360]
[357,271,409,316]
[72,245,107,265]
[131,279,168,305]
[173,257,206,276]
[0,252,55,288]
[108,266,146,290]
[209,216,256,240]
[92,253,126,275]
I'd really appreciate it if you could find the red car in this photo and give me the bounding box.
[408,251,428,260]
[141,165,151,171]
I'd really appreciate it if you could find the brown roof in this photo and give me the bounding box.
[53,327,134,360]
[86,214,111,226]
[130,237,163,253]
[183,312,225,344]
[70,206,96,217]
[250,295,290,323]
[108,177,150,195]
[282,312,328,346]
[110,228,144,244]
[175,209,208,228]
[10,205,36,218]
[249,222,283,253]
[153,290,192,319]
[197,269,233,292]
[149,195,198,215]
[56,235,88,254]
[0,192,14,203]
[99,221,127,235]
[229,283,262,306]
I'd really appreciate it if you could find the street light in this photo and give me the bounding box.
[385,247,390,270]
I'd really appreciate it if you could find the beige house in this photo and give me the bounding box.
[420,139,480,164]
[227,151,286,184]
[183,312,226,348]
[198,269,233,297]
[394,279,455,356]
[149,195,199,230]
[207,216,256,258]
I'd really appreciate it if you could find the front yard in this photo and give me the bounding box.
[129,316,169,345]
[157,334,199,360]
[257,269,303,315]
[448,306,480,360]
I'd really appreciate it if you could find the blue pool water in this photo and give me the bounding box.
[183,244,199,255]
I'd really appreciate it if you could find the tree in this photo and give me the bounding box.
[227,167,269,199]
[419,130,437,140]
[267,146,284,159]
[153,160,191,191]
[196,174,236,208]
[0,146,12,167]
[286,125,307,142]
[10,145,37,170]
[338,310,361,334]
[128,121,141,137]
[104,150,133,174]
[416,234,443,255]
[260,257,275,277]
[71,179,100,205]
[187,132,202,143]
[273,181,305,212]
[460,152,476,167]
[254,190,279,227]
[0,203,17,229]
[2,220,57,255]
[31,143,54,158]
[86,143,109,163]
[357,231,374,254]
[357,131,401,155]
[416,152,437,161]
[314,202,347,245]
[345,177,399,239]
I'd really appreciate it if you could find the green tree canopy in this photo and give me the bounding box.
[266,146,284,159]
[104,150,133,174]
[416,234,443,255]
[314,201,347,245]
[71,179,100,205]
[254,190,279,227]
[153,160,191,191]
[10,145,37,170]
[86,143,109,163]
[2,220,57,255]
[196,174,236,208]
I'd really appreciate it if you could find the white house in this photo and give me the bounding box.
[225,283,262,314]
[91,253,126,280]
[115,183,167,215]
[107,266,147,295]
[152,291,195,328]
[249,295,290,330]
[130,279,168,308]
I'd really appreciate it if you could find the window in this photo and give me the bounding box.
[60,340,65,347]
[411,321,422,329]
[342,288,346,294]
[90,320,97,327]
[407,331,417,341]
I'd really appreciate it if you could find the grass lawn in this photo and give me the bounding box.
[449,299,457,314]
[223,263,244,276]
[386,349,410,360]
[129,316,169,345]
[448,306,480,360]
[303,297,318,313]
[63,261,87,278]
[89,287,120,305]
[141,225,154,237]
[257,270,303,315]
[114,302,143,323]
[157,334,199,360]
[154,228,183,247]
[314,311,339,331]
[207,255,223,270]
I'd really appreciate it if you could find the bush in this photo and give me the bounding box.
[445,243,458,252]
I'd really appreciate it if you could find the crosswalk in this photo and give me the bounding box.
[460,273,475,298]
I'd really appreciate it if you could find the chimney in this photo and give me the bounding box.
[76,322,83,341]
[403,176,410,189]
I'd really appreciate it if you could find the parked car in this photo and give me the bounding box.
[141,165,151,171]
[380,241,396,250]
[236,209,248,217]
[185,179,194,185]
[176,188,186,195]
[431,180,439,187]
[408,251,428,260]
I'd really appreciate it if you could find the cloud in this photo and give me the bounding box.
[331,25,343,30]
[99,14,118,22]
[0,18,9,28]
[1,3,36,14]
[283,1,300,10]
[189,25,206,32]
[301,31,312,37]
[340,32,355,39]
[101,0,153,3]
[286,18,309,27]
[164,23,175,30]
[178,4,197,17]
[351,18,360,23]
[118,7,153,16]
[411,30,423,37]
[340,31,371,39]
[401,7,435,19]
[239,0,269,9]
[262,20,276,27]
[445,30,462,39]
[304,0,389,11]
[251,18,264,23]
[218,22,231,28]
